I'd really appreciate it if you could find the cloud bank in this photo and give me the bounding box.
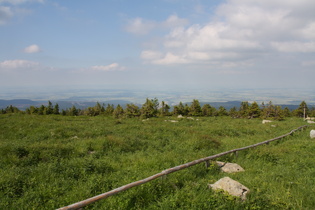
[0,59,39,70]
[91,63,125,72]
[133,0,315,68]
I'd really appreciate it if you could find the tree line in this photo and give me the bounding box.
[1,99,314,120]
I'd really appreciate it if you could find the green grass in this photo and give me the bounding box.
[0,114,314,209]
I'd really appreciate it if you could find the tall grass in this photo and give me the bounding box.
[0,114,313,209]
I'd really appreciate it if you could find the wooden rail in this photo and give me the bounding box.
[57,125,308,210]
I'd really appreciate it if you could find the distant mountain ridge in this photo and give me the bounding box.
[0,99,42,109]
[0,99,132,110]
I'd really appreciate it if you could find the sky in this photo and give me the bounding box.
[0,0,315,93]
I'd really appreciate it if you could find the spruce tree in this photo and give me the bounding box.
[202,104,213,116]
[239,101,249,118]
[46,101,53,115]
[140,98,159,118]
[217,106,228,116]
[53,103,60,115]
[248,101,261,118]
[159,101,170,116]
[105,104,115,116]
[294,101,308,118]
[113,104,124,118]
[125,104,140,118]
[189,99,202,116]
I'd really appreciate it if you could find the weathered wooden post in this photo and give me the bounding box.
[205,160,210,168]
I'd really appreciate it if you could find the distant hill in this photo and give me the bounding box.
[0,99,133,110]
[0,99,44,110]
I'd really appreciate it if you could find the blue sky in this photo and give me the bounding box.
[1,0,315,92]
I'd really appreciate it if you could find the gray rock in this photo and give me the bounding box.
[262,120,272,124]
[310,130,315,139]
[216,161,245,173]
[209,177,250,200]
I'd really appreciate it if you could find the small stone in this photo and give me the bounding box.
[209,177,250,200]
[216,161,245,173]
[262,120,272,124]
[310,130,315,139]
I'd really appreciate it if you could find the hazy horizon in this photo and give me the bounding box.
[1,86,314,106]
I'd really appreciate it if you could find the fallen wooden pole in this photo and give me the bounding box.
[57,125,308,210]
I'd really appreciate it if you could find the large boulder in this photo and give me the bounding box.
[310,130,315,139]
[216,161,245,173]
[209,177,250,200]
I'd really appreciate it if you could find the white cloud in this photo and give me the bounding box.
[271,41,315,53]
[125,17,155,35]
[125,14,188,35]
[0,0,43,25]
[153,52,189,65]
[300,22,315,39]
[0,59,39,70]
[162,15,189,28]
[139,0,315,67]
[24,44,41,53]
[0,6,12,24]
[91,63,125,71]
[140,50,162,60]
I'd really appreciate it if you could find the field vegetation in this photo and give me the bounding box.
[0,112,314,209]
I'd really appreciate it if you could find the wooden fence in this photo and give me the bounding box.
[57,125,308,210]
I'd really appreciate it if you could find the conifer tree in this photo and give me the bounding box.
[283,107,291,117]
[293,101,308,118]
[172,102,185,116]
[53,103,60,115]
[105,104,115,116]
[274,105,284,120]
[261,101,274,119]
[125,104,140,118]
[38,105,45,115]
[45,101,53,115]
[239,101,249,118]
[29,106,37,114]
[159,101,170,116]
[217,106,228,116]
[202,104,213,116]
[140,98,159,118]
[229,107,238,118]
[94,102,103,116]
[69,105,78,116]
[113,104,124,118]
[189,99,202,116]
[248,101,261,118]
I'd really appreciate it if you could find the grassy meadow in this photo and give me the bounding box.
[0,114,314,209]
